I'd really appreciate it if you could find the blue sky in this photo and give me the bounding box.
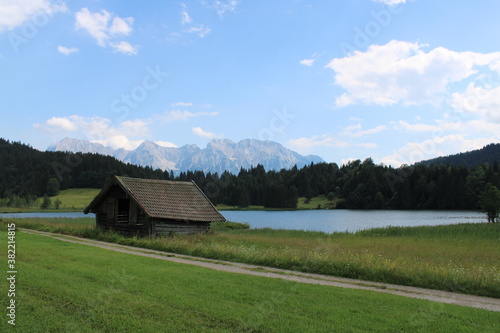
[1,0,500,166]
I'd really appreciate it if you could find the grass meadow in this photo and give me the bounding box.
[4,218,499,298]
[0,188,100,213]
[50,188,101,210]
[0,229,499,332]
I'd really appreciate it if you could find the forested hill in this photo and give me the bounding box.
[418,143,500,168]
[0,138,170,198]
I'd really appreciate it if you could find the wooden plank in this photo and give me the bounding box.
[154,221,210,235]
[129,203,137,225]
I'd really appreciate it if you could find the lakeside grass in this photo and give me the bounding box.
[297,195,336,209]
[51,188,100,210]
[4,218,499,298]
[0,188,100,213]
[1,229,499,332]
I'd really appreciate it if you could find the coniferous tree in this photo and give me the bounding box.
[480,183,500,222]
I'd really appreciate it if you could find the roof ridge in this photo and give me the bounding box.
[116,175,192,184]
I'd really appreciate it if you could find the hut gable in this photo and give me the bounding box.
[84,176,225,235]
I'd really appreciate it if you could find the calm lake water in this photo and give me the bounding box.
[0,210,486,233]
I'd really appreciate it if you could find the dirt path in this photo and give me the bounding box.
[20,228,500,312]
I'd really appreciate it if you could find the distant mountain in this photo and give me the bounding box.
[417,143,500,168]
[48,137,325,174]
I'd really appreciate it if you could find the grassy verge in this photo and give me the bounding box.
[4,218,499,298]
[1,230,499,332]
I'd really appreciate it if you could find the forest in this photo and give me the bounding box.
[1,138,499,211]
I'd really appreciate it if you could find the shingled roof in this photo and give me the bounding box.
[84,176,226,222]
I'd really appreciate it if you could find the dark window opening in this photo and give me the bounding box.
[117,198,129,223]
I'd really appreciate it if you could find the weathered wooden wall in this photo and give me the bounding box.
[153,220,210,235]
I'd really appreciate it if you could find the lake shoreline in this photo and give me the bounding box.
[0,209,488,234]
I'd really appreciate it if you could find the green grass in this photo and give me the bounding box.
[0,188,99,213]
[297,195,336,209]
[5,218,500,298]
[50,188,100,211]
[0,230,499,332]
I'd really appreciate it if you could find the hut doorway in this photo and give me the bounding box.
[117,198,130,223]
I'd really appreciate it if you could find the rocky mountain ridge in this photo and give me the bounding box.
[48,137,325,174]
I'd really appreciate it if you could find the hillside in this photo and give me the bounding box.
[0,138,170,198]
[418,143,500,168]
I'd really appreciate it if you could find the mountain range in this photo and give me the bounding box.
[47,138,325,174]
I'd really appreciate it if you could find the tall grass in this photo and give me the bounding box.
[4,218,499,298]
[3,230,499,332]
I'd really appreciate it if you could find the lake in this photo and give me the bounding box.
[0,210,486,233]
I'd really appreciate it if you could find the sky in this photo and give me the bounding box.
[1,0,500,166]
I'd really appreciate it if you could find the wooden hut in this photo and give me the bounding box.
[84,176,226,235]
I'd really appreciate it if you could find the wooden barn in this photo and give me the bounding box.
[83,176,226,235]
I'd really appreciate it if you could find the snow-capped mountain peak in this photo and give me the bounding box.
[48,137,324,174]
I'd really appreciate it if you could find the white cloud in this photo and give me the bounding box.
[75,8,137,54]
[93,135,143,151]
[450,83,500,123]
[180,3,192,25]
[75,8,111,46]
[154,140,178,148]
[0,0,67,32]
[45,116,78,131]
[119,119,150,136]
[211,0,240,18]
[109,16,134,35]
[184,24,211,38]
[57,45,78,55]
[394,120,440,132]
[372,0,407,5]
[192,127,222,139]
[381,135,499,167]
[299,58,315,67]
[169,3,211,42]
[109,41,137,55]
[35,115,150,150]
[171,102,193,107]
[340,123,388,138]
[158,110,219,123]
[326,40,500,107]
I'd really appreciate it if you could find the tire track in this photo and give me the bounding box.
[19,228,500,312]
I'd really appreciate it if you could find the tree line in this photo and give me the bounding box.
[180,158,500,212]
[0,138,171,206]
[1,138,499,216]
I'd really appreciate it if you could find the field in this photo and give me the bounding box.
[1,228,499,332]
[0,188,100,213]
[5,218,500,298]
[50,188,101,210]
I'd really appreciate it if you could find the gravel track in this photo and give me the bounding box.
[20,228,500,312]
